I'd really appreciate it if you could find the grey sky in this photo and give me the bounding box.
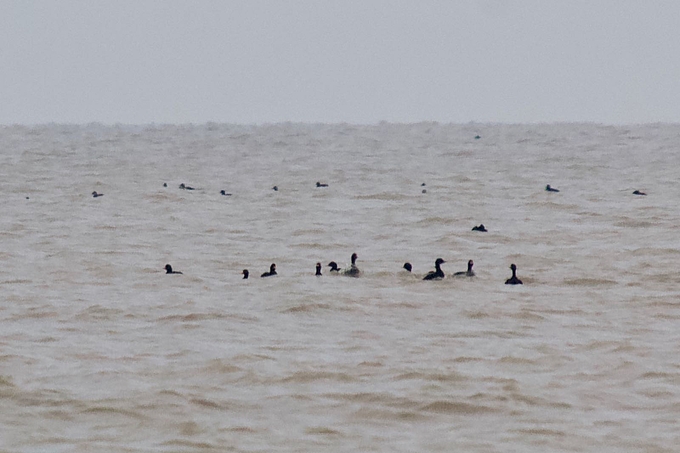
[2,1,679,124]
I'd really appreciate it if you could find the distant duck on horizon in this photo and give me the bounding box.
[220,190,232,196]
[316,182,328,187]
[242,269,249,279]
[92,191,104,198]
[315,262,322,276]
[472,224,487,232]
[179,183,195,190]
[633,190,647,196]
[403,262,412,272]
[545,184,560,192]
[328,261,341,272]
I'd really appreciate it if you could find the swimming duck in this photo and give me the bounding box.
[261,263,277,278]
[92,191,104,198]
[423,258,446,280]
[242,269,249,279]
[328,261,341,272]
[505,264,523,285]
[315,262,322,276]
[453,260,475,277]
[164,264,183,274]
[545,185,560,192]
[403,262,412,272]
[472,224,487,232]
[342,253,360,277]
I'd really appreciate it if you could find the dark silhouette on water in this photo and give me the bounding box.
[316,182,328,187]
[315,262,322,276]
[343,253,360,277]
[179,183,195,190]
[423,258,446,280]
[453,260,475,277]
[472,224,487,232]
[403,262,412,272]
[505,264,523,285]
[92,191,103,198]
[633,190,647,196]
[545,185,560,192]
[163,183,167,187]
[328,261,341,272]
[272,186,278,191]
[242,269,249,279]
[164,264,183,274]
[261,263,277,278]
[220,190,232,196]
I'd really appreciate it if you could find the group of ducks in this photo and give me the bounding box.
[164,253,524,285]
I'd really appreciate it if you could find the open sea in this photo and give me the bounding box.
[1,122,680,452]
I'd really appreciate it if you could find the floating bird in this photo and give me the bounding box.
[316,182,328,187]
[164,264,183,274]
[403,262,412,272]
[505,264,523,285]
[315,262,322,276]
[328,261,341,272]
[92,191,104,198]
[342,253,360,277]
[242,269,249,279]
[423,258,446,280]
[545,184,560,192]
[633,190,647,196]
[453,260,475,277]
[261,263,277,278]
[472,224,487,232]
[179,183,195,190]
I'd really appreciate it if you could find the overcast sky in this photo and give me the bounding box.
[2,1,679,125]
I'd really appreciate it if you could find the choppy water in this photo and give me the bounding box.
[1,123,680,452]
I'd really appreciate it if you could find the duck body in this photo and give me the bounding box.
[545,184,560,192]
[453,260,475,277]
[315,263,322,276]
[472,224,487,232]
[505,264,523,285]
[423,258,446,280]
[164,264,183,274]
[261,263,277,278]
[342,253,361,277]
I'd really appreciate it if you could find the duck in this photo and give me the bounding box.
[545,184,560,192]
[261,263,277,278]
[423,258,446,280]
[272,186,278,191]
[164,264,183,274]
[316,182,328,187]
[453,260,475,277]
[633,190,647,196]
[179,183,195,190]
[220,190,232,196]
[472,224,487,232]
[403,262,412,272]
[505,264,523,285]
[315,262,322,276]
[91,191,104,198]
[342,253,360,277]
[328,261,341,272]
[242,269,249,279]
